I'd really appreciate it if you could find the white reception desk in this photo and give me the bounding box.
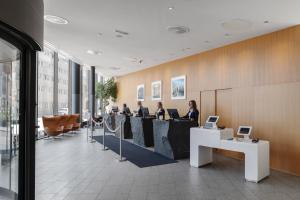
[190,127,270,182]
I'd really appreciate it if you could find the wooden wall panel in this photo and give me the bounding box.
[116,25,300,175]
[200,90,215,126]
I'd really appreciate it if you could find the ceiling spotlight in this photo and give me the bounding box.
[97,33,103,37]
[167,26,190,34]
[204,40,210,43]
[44,15,68,24]
[109,67,121,70]
[168,6,174,10]
[221,19,252,32]
[87,50,102,56]
[182,48,191,51]
[224,33,231,37]
[264,20,270,24]
[116,34,123,38]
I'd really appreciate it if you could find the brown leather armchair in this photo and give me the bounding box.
[42,116,64,137]
[70,114,81,132]
[61,115,73,133]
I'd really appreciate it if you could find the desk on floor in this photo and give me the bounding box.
[190,127,270,182]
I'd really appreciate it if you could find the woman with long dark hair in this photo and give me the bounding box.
[156,101,165,120]
[183,100,199,123]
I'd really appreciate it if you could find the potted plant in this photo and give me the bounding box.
[95,78,117,113]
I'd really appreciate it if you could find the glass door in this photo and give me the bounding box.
[0,37,20,200]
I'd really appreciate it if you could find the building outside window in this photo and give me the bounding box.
[57,54,69,115]
[37,47,54,117]
[81,66,90,121]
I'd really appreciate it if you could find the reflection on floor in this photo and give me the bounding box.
[36,129,300,200]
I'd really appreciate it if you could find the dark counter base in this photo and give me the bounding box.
[130,117,155,147]
[153,119,198,160]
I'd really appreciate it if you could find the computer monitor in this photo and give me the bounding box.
[167,109,180,119]
[141,107,150,117]
[206,116,219,124]
[237,126,252,140]
[111,106,119,113]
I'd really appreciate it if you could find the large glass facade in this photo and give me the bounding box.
[0,37,20,200]
[81,66,90,121]
[57,55,69,115]
[37,47,54,117]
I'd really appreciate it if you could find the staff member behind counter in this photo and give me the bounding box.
[121,103,131,115]
[155,102,165,120]
[135,101,143,117]
[182,100,199,124]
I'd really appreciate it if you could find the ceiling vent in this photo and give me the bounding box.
[109,67,121,70]
[167,26,190,34]
[221,19,252,32]
[115,29,129,35]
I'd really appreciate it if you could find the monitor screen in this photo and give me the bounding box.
[142,107,149,117]
[208,116,218,123]
[239,127,250,134]
[112,106,119,112]
[167,109,180,119]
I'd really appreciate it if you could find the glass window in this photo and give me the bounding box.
[0,37,20,200]
[81,66,90,121]
[57,55,69,115]
[37,47,54,117]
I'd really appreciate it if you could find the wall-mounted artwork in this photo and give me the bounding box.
[171,75,186,99]
[151,81,162,100]
[137,84,145,101]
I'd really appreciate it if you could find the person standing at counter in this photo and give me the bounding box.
[183,100,199,124]
[122,103,131,115]
[156,102,165,120]
[136,101,143,117]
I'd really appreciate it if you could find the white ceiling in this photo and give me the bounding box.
[44,0,300,76]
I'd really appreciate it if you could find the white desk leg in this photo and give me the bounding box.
[190,145,213,167]
[245,143,270,182]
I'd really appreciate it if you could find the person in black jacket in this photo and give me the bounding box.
[183,100,199,123]
[156,102,165,120]
[122,103,131,115]
[136,101,143,117]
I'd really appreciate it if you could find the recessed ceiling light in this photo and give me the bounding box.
[264,20,270,24]
[97,33,103,37]
[167,26,190,34]
[86,50,102,56]
[224,33,231,37]
[44,15,68,24]
[221,19,252,32]
[109,67,121,70]
[168,6,174,10]
[116,34,123,38]
[182,48,191,52]
[204,40,210,43]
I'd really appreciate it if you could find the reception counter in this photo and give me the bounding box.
[153,119,198,159]
[130,116,156,147]
[115,114,132,139]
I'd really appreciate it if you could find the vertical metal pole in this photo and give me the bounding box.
[86,123,89,142]
[102,120,108,150]
[119,121,122,161]
[118,121,126,162]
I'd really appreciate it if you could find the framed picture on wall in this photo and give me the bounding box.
[137,84,145,101]
[151,81,162,100]
[171,75,186,100]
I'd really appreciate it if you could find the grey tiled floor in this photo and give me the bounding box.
[35,129,300,200]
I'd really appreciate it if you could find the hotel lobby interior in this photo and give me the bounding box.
[1,0,300,200]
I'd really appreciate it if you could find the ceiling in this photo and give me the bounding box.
[44,0,300,76]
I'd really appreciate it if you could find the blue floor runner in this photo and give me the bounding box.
[93,135,177,168]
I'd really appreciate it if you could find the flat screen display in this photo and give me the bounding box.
[208,117,218,123]
[239,127,250,134]
[167,109,180,119]
[142,107,149,117]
